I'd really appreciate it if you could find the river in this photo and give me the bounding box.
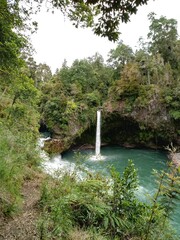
[41,142,180,236]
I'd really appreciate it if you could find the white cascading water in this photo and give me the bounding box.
[95,110,101,158]
[38,136,76,176]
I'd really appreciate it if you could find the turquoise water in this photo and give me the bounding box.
[60,146,179,235]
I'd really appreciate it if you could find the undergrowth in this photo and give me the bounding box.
[39,160,179,240]
[0,123,41,216]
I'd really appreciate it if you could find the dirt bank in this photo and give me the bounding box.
[0,171,44,240]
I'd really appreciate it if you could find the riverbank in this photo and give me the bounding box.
[0,153,179,240]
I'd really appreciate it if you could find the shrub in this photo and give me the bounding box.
[39,160,179,240]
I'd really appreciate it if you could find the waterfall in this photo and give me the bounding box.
[95,110,101,157]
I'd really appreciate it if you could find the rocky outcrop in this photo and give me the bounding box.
[42,115,92,154]
[42,91,179,153]
[102,96,178,148]
[43,138,68,154]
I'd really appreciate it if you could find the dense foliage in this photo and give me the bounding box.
[40,54,113,139]
[39,160,180,240]
[0,0,41,214]
[0,0,180,238]
[40,13,180,149]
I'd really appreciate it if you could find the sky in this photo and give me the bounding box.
[31,0,180,73]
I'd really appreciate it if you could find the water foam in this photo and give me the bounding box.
[89,154,107,161]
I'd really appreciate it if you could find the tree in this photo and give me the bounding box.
[25,56,37,80]
[111,62,141,99]
[15,0,151,41]
[147,12,179,69]
[35,63,52,87]
[0,0,25,72]
[135,49,151,84]
[107,41,134,80]
[55,0,151,41]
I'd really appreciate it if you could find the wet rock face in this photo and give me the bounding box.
[44,109,178,153]
[102,98,178,149]
[42,96,179,153]
[101,114,140,145]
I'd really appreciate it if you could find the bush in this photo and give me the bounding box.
[0,123,41,216]
[39,160,179,240]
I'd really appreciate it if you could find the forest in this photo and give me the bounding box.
[0,0,180,239]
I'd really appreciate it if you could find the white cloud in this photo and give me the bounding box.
[30,0,180,73]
